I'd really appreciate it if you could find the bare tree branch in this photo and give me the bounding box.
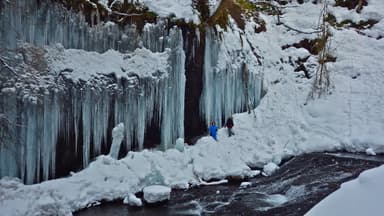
[308,1,332,100]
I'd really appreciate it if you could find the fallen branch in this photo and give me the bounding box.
[111,11,143,17]
[0,57,18,76]
[280,22,321,34]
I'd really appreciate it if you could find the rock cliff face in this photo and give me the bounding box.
[0,0,263,183]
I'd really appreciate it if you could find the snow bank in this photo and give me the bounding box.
[305,165,384,216]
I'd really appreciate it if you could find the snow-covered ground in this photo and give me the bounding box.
[98,0,223,23]
[305,165,384,216]
[98,0,201,23]
[1,0,384,215]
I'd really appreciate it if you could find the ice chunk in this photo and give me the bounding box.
[263,162,279,176]
[239,182,252,188]
[109,123,125,159]
[249,170,261,177]
[200,179,228,186]
[143,185,171,203]
[365,148,376,156]
[123,193,143,207]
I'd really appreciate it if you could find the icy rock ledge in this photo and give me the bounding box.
[143,185,171,204]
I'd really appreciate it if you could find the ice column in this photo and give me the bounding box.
[159,28,185,149]
[109,123,125,159]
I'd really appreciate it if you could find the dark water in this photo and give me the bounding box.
[75,152,384,216]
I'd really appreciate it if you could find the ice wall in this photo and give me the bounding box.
[200,26,262,127]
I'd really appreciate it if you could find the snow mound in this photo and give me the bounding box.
[143,185,171,203]
[305,165,384,216]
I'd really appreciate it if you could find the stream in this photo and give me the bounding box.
[75,152,384,216]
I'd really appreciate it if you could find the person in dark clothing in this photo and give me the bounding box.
[209,121,218,141]
[225,116,234,137]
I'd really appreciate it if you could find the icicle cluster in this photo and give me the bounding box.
[0,0,157,53]
[0,27,185,183]
[200,27,263,127]
[0,92,60,184]
[0,0,262,184]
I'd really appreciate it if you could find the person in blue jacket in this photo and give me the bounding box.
[209,121,218,141]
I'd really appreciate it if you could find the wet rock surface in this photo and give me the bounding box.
[75,152,384,216]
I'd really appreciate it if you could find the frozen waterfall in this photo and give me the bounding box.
[200,27,263,127]
[0,0,263,184]
[0,26,185,184]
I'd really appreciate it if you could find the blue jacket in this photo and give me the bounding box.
[209,125,218,140]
